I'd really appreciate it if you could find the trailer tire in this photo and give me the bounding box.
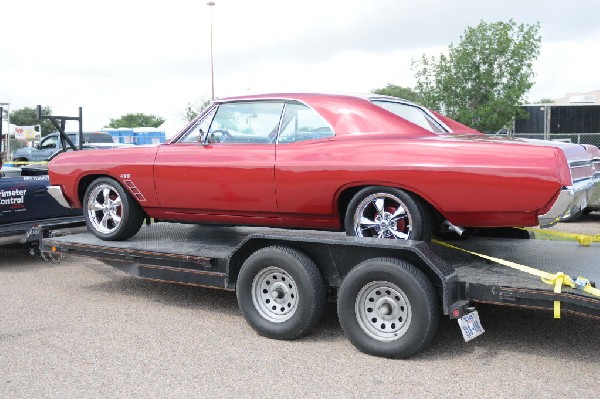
[337,257,439,358]
[236,246,326,340]
[83,177,144,241]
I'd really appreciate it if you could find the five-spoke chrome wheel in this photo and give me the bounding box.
[87,183,123,235]
[353,193,412,239]
[83,177,145,241]
[344,187,432,242]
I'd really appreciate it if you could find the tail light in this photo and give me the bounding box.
[554,148,572,186]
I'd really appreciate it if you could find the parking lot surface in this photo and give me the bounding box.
[1,217,599,398]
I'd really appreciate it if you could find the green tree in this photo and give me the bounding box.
[9,106,55,135]
[182,99,212,122]
[413,19,541,132]
[372,84,422,103]
[108,113,165,128]
[537,98,554,103]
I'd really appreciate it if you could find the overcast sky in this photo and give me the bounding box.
[1,0,600,133]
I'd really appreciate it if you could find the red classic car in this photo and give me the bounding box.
[47,93,600,241]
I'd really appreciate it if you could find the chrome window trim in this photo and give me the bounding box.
[369,96,451,133]
[172,103,219,143]
[275,100,336,145]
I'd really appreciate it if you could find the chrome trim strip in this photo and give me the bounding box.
[47,186,72,208]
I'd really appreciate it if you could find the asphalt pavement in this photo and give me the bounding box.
[1,223,600,398]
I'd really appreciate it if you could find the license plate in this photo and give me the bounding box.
[457,310,485,342]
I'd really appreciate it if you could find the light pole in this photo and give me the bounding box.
[207,1,215,100]
[0,102,10,161]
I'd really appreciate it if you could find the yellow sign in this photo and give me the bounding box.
[14,126,41,141]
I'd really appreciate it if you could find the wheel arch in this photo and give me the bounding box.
[336,184,445,228]
[77,173,148,217]
[77,174,115,204]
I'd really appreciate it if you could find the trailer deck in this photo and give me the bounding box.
[433,238,600,318]
[42,223,600,319]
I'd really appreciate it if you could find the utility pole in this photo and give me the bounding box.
[0,102,10,160]
[208,1,216,100]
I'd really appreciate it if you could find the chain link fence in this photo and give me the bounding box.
[510,133,600,147]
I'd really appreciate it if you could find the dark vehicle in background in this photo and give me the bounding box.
[0,166,83,245]
[11,132,117,164]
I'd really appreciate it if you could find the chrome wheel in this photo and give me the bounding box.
[355,281,412,342]
[86,183,123,235]
[353,193,413,239]
[251,266,299,323]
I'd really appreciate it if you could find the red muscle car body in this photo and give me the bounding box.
[47,93,600,241]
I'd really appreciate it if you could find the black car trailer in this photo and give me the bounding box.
[41,223,600,359]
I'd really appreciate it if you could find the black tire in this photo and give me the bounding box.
[560,209,583,223]
[344,186,432,241]
[13,158,29,165]
[337,257,439,359]
[83,177,145,241]
[236,246,326,340]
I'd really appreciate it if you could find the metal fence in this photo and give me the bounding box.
[510,133,600,147]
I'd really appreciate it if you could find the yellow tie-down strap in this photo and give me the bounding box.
[432,239,600,318]
[6,161,48,165]
[523,228,600,246]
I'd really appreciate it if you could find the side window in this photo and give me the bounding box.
[278,103,334,143]
[207,101,284,144]
[40,136,58,149]
[178,106,217,143]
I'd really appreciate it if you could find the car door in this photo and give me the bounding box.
[154,101,284,218]
[36,135,60,161]
[274,101,337,226]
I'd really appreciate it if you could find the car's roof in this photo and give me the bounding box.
[218,92,415,104]
[214,92,432,137]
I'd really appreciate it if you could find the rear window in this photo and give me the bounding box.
[84,133,114,143]
[67,133,115,144]
[371,100,446,134]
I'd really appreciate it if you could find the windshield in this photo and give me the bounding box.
[371,100,447,134]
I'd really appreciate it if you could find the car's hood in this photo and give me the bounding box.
[49,144,160,168]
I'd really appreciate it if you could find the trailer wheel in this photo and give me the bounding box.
[337,257,439,358]
[236,246,326,340]
[83,177,144,241]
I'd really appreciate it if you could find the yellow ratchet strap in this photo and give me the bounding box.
[523,228,600,246]
[432,239,600,319]
[6,161,48,165]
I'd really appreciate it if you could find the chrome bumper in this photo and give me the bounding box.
[538,177,600,227]
[47,186,73,208]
